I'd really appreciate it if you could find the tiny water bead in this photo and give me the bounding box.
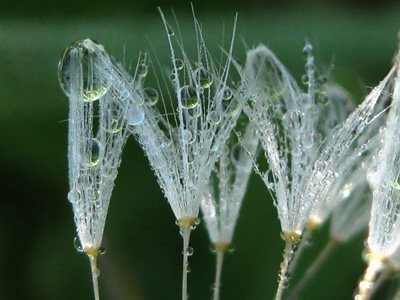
[136,64,148,77]
[74,236,84,252]
[187,105,201,118]
[58,39,109,101]
[166,23,175,36]
[302,43,313,58]
[143,87,159,105]
[180,86,199,109]
[67,189,81,204]
[222,88,233,100]
[125,103,145,125]
[195,67,213,89]
[88,138,101,167]
[174,58,184,70]
[182,129,195,144]
[207,111,221,125]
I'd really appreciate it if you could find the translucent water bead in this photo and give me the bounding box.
[58,39,109,101]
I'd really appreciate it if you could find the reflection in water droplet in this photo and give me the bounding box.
[74,236,84,252]
[58,39,109,101]
[143,87,159,105]
[180,86,198,109]
[137,64,148,77]
[125,104,145,125]
[195,67,213,89]
[88,138,101,167]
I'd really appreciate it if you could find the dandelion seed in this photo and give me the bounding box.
[201,122,258,300]
[59,39,133,300]
[243,43,393,300]
[123,10,246,300]
[354,49,400,300]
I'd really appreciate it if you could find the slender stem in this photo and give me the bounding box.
[286,238,339,300]
[275,240,293,300]
[353,256,385,300]
[88,254,100,300]
[275,231,301,300]
[286,221,318,277]
[181,226,192,300]
[213,244,227,300]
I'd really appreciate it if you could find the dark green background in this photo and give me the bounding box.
[1,1,400,299]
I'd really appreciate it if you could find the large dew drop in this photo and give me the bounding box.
[180,86,199,109]
[58,39,109,101]
[125,104,145,125]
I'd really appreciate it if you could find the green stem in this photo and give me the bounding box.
[286,238,338,300]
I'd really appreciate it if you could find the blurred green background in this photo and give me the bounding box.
[1,0,400,299]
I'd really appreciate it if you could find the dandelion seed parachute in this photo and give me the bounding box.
[201,122,258,300]
[59,39,136,300]
[121,10,247,300]
[243,43,394,300]
[354,50,400,300]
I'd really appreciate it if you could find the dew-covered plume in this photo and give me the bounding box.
[123,10,247,300]
[59,39,135,300]
[243,43,393,300]
[201,122,258,300]
[354,51,400,300]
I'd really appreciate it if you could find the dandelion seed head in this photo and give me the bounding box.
[60,38,131,252]
[126,11,247,222]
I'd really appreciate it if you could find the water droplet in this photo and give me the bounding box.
[88,139,101,167]
[99,246,106,255]
[137,64,148,77]
[207,111,221,125]
[223,99,240,116]
[302,43,313,58]
[174,58,184,70]
[182,129,195,144]
[67,189,81,204]
[125,103,145,125]
[143,87,159,105]
[185,247,194,256]
[301,74,309,84]
[231,143,242,166]
[195,67,213,89]
[58,39,108,101]
[222,88,233,100]
[187,105,201,118]
[180,86,198,109]
[166,23,175,36]
[74,236,84,252]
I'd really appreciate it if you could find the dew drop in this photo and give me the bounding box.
[301,74,309,84]
[187,105,201,118]
[182,129,195,144]
[143,87,159,105]
[222,88,233,100]
[87,138,101,167]
[180,86,198,109]
[166,23,175,36]
[195,67,213,89]
[207,111,221,125]
[174,58,184,70]
[99,246,106,255]
[58,39,108,101]
[302,43,313,58]
[74,236,84,252]
[185,247,194,256]
[137,64,148,77]
[223,99,240,116]
[230,143,242,166]
[125,104,145,125]
[67,189,81,204]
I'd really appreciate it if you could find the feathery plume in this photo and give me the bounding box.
[124,10,247,300]
[243,43,393,300]
[354,49,400,300]
[201,122,258,300]
[58,39,134,300]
